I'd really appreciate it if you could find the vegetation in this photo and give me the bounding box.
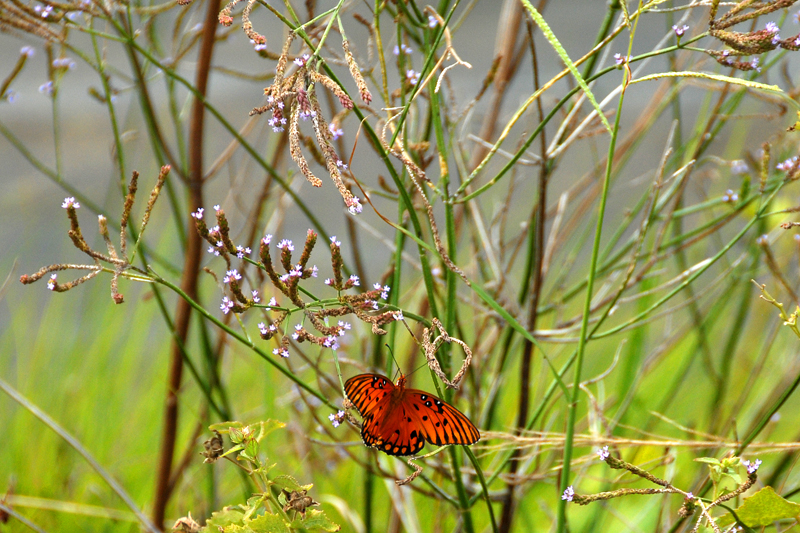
[3,0,800,531]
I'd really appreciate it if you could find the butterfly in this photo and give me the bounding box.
[344,373,480,456]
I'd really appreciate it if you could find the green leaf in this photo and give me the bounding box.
[244,437,259,459]
[220,526,254,533]
[246,512,290,533]
[272,475,313,493]
[222,444,245,458]
[519,0,611,134]
[242,495,266,521]
[291,509,340,532]
[253,420,286,442]
[204,508,245,529]
[729,486,800,527]
[209,421,245,432]
[695,457,723,467]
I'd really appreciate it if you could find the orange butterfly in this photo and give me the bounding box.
[344,373,480,456]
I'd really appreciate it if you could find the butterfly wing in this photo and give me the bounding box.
[344,374,425,456]
[344,374,480,456]
[403,389,480,447]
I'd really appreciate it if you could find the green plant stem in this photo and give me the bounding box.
[556,57,626,533]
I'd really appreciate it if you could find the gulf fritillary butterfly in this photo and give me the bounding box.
[344,373,480,456]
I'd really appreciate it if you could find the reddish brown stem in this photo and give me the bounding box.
[151,0,220,527]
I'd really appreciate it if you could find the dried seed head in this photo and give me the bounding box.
[342,39,372,104]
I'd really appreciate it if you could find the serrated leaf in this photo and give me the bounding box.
[272,475,313,493]
[242,495,266,521]
[245,512,290,533]
[222,444,245,458]
[221,525,254,533]
[244,438,259,458]
[730,486,800,527]
[695,457,723,466]
[204,508,245,528]
[253,420,287,442]
[292,509,341,532]
[209,421,245,432]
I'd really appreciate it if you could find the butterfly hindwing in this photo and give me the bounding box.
[404,389,480,447]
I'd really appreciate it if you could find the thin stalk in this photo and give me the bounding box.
[556,56,626,533]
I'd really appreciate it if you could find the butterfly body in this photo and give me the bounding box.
[344,373,480,456]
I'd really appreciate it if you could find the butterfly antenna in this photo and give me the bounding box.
[385,344,403,379]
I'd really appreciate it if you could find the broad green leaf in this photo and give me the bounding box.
[203,508,245,529]
[721,486,800,527]
[253,420,286,441]
[209,421,245,432]
[291,509,340,532]
[222,444,244,458]
[272,475,313,493]
[244,437,259,459]
[242,495,266,520]
[694,458,723,467]
[246,512,290,533]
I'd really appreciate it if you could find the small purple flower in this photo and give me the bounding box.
[330,236,341,246]
[39,81,53,95]
[61,197,80,209]
[213,204,220,211]
[310,265,318,277]
[597,446,609,460]
[349,275,360,286]
[323,336,339,350]
[223,269,242,283]
[338,320,351,330]
[267,297,277,307]
[348,197,363,215]
[751,57,761,72]
[744,458,762,474]
[336,160,348,170]
[406,69,419,85]
[428,15,438,28]
[329,123,344,140]
[328,410,345,428]
[207,246,219,256]
[254,43,267,52]
[21,46,35,57]
[392,310,404,321]
[777,156,798,171]
[263,234,272,245]
[685,492,693,500]
[258,322,268,335]
[325,278,333,286]
[191,207,204,219]
[47,273,57,290]
[731,160,748,175]
[277,239,294,251]
[561,486,574,502]
[220,297,235,314]
[672,24,689,37]
[251,290,260,303]
[614,53,626,66]
[273,347,290,358]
